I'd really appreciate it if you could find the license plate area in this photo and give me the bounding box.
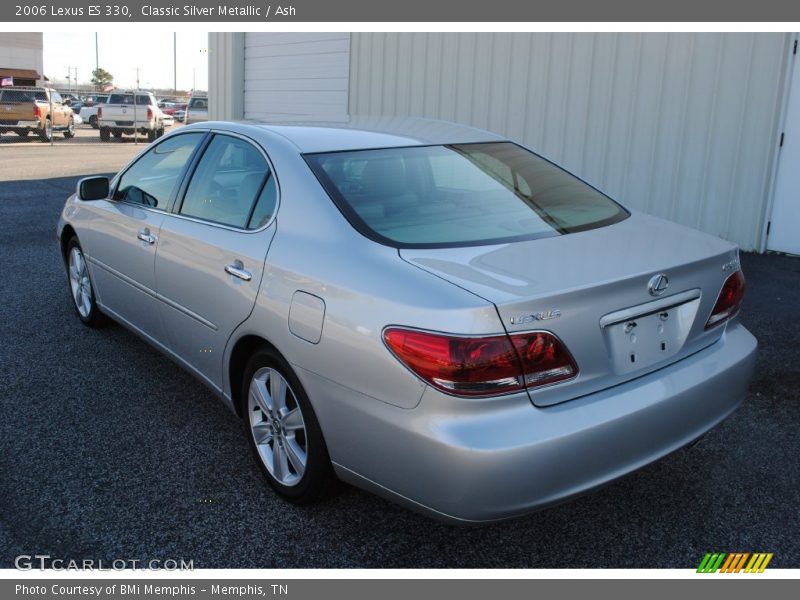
[600,289,701,375]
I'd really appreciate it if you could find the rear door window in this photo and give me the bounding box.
[179,134,271,228]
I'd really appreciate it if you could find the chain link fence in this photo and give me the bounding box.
[0,86,197,146]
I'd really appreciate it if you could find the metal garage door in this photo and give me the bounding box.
[244,33,350,122]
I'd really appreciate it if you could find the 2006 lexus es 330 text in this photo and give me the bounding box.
[57,117,757,523]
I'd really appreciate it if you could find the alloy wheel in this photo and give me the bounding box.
[248,367,308,486]
[68,247,92,317]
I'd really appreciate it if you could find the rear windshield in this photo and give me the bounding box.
[0,89,48,103]
[305,142,629,248]
[108,94,151,105]
[188,98,207,109]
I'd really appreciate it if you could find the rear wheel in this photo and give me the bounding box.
[99,127,110,142]
[88,115,98,129]
[63,118,75,139]
[147,128,156,142]
[39,118,52,143]
[242,347,333,504]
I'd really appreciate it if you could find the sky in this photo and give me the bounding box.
[43,32,209,92]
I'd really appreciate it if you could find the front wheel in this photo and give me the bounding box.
[65,237,107,327]
[89,115,98,129]
[242,347,333,504]
[63,118,75,139]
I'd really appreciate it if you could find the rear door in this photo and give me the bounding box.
[83,132,206,340]
[154,132,278,388]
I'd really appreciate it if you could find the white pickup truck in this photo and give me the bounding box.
[97,90,164,142]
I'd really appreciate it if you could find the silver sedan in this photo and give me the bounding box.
[57,117,757,523]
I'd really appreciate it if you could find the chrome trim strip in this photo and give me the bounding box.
[599,288,702,328]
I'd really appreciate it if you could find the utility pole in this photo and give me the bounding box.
[173,32,177,95]
[95,33,99,73]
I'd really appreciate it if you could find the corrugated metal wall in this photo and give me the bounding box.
[243,32,350,121]
[349,33,790,250]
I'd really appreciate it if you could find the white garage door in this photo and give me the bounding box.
[244,33,350,121]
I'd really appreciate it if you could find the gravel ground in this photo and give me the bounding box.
[0,174,798,569]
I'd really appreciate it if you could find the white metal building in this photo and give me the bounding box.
[209,32,800,254]
[0,32,44,86]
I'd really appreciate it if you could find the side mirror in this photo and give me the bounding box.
[77,176,110,201]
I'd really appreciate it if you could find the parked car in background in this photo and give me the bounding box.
[60,92,78,105]
[173,109,186,122]
[56,118,757,523]
[97,90,164,142]
[79,95,108,129]
[185,96,208,124]
[0,87,75,142]
[160,112,175,127]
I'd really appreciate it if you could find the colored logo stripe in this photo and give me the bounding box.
[697,552,773,573]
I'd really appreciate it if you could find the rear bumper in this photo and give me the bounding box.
[301,322,757,523]
[0,121,40,129]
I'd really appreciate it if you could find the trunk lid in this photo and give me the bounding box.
[400,211,740,406]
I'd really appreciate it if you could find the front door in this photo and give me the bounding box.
[154,133,279,388]
[84,132,206,340]
[768,37,800,255]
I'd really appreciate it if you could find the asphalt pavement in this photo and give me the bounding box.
[0,171,798,569]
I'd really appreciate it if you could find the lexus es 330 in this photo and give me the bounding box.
[57,118,757,523]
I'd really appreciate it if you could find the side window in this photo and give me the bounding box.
[180,134,269,228]
[247,175,277,229]
[51,91,62,104]
[115,133,204,210]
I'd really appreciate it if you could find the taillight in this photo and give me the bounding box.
[33,104,41,118]
[705,270,746,329]
[97,107,102,119]
[147,107,153,120]
[383,328,577,397]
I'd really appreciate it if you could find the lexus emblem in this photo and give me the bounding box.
[648,274,669,296]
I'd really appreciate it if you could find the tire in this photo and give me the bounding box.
[63,118,75,139]
[15,130,29,137]
[99,127,110,142]
[112,130,123,139]
[65,237,107,328]
[39,118,52,143]
[241,346,333,504]
[157,128,165,138]
[147,129,156,142]
[89,115,98,129]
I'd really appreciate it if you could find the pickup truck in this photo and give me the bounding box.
[185,95,209,124]
[0,87,75,142]
[97,90,164,142]
[79,95,109,129]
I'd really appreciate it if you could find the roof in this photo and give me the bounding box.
[0,68,41,79]
[247,116,506,153]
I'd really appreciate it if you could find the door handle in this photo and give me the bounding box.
[137,229,156,244]
[225,262,252,281]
